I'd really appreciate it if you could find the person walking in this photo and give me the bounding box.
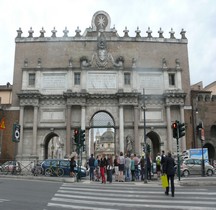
[114,155,119,181]
[70,156,76,177]
[161,150,166,173]
[124,154,131,182]
[139,155,145,181]
[164,152,176,197]
[88,154,95,181]
[146,154,152,180]
[134,154,139,180]
[118,152,125,182]
[130,154,135,181]
[156,153,162,179]
[100,155,107,184]
[106,155,113,183]
[94,155,100,181]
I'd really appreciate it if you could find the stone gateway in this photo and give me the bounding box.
[12,11,191,162]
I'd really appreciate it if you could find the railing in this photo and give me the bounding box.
[0,159,44,176]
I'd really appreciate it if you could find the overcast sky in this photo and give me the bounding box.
[0,0,215,87]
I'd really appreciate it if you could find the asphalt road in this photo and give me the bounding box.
[0,178,62,210]
[1,177,216,210]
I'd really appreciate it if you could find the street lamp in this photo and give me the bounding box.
[142,89,147,184]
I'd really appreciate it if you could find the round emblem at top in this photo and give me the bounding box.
[91,11,111,32]
[95,14,108,30]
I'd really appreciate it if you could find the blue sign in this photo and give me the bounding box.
[189,148,208,160]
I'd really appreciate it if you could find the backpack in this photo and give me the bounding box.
[94,159,98,167]
[156,156,161,166]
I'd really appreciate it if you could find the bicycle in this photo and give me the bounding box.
[45,165,64,177]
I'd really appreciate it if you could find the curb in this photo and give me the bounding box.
[0,175,76,183]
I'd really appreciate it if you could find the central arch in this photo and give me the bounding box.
[89,111,116,157]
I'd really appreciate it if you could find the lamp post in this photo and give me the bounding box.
[199,126,205,177]
[142,89,147,184]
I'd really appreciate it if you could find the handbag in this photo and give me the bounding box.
[161,174,168,188]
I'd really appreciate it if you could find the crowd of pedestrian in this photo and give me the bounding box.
[73,150,176,198]
[85,151,169,184]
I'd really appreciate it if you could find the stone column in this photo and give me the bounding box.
[32,105,38,156]
[17,106,24,157]
[180,105,186,151]
[66,105,71,156]
[176,71,182,90]
[134,106,139,154]
[119,105,124,153]
[166,105,172,152]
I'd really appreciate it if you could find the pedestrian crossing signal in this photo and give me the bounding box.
[74,128,80,144]
[172,121,178,139]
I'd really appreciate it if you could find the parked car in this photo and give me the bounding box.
[181,158,215,177]
[41,159,88,177]
[0,161,21,174]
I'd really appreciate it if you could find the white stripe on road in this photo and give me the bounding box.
[47,202,118,210]
[0,198,10,203]
[57,190,216,201]
[51,197,216,210]
[60,186,216,195]
[54,193,216,206]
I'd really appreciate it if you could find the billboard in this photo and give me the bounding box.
[189,148,208,160]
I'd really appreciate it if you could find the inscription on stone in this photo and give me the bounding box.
[87,73,117,89]
[139,74,163,94]
[42,73,67,89]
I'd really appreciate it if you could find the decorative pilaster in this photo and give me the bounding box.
[134,106,139,154]
[66,105,71,156]
[119,105,124,153]
[32,105,38,156]
[166,105,172,152]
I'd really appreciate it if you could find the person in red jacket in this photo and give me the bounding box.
[100,154,107,184]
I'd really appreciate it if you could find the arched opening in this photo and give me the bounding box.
[204,142,215,165]
[44,132,64,159]
[89,111,115,158]
[146,131,161,160]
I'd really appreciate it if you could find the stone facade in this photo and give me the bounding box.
[12,11,191,161]
[191,81,216,162]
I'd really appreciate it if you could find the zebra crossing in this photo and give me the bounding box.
[46,181,216,210]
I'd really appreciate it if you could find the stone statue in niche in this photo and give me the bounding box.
[126,135,134,155]
[162,58,167,68]
[175,58,180,68]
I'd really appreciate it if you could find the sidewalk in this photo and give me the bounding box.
[1,174,216,186]
[0,174,76,183]
[179,176,216,186]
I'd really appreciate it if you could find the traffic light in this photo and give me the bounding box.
[172,121,178,139]
[147,144,151,153]
[83,144,86,152]
[74,128,80,144]
[80,129,85,146]
[178,122,185,138]
[12,123,21,142]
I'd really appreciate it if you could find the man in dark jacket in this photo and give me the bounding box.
[88,154,95,181]
[164,152,176,197]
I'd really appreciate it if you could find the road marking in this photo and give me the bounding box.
[0,198,10,203]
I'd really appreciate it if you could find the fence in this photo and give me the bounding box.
[0,159,44,176]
